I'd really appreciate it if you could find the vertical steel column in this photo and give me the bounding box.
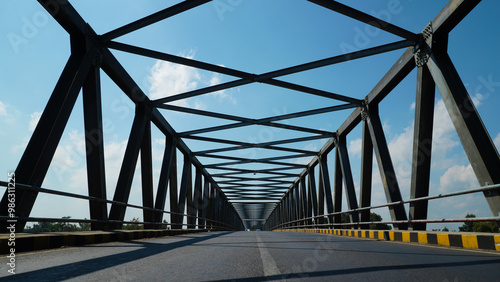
[212,189,218,229]
[216,190,222,229]
[292,184,298,226]
[319,156,335,226]
[427,50,500,216]
[109,105,151,228]
[82,64,109,230]
[199,175,209,229]
[177,154,192,229]
[281,199,286,227]
[169,148,179,229]
[294,183,301,226]
[308,167,319,225]
[365,105,408,230]
[154,136,175,228]
[0,52,90,232]
[283,198,287,227]
[300,176,307,226]
[193,172,203,229]
[333,147,343,227]
[409,63,435,230]
[318,166,325,225]
[284,192,289,227]
[359,120,373,229]
[336,135,360,226]
[208,187,215,229]
[186,165,196,229]
[306,173,313,226]
[140,117,154,229]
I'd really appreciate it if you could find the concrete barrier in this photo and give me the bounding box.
[0,229,209,254]
[278,229,500,252]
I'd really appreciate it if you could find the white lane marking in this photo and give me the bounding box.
[256,234,281,277]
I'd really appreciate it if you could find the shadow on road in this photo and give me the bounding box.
[6,232,230,281]
[217,257,500,281]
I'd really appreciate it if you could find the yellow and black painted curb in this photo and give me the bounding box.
[278,229,500,252]
[0,229,208,254]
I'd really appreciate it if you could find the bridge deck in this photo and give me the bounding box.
[2,231,499,281]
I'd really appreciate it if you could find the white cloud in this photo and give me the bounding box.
[439,164,477,193]
[387,125,414,193]
[148,52,200,107]
[431,93,485,157]
[208,72,236,104]
[147,52,236,109]
[388,125,413,167]
[430,99,460,169]
[50,130,87,185]
[471,93,485,107]
[294,143,317,165]
[0,100,16,124]
[103,139,128,185]
[348,138,362,158]
[494,132,500,151]
[29,111,42,131]
[0,101,7,116]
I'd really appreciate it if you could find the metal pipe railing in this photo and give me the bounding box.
[0,181,238,231]
[268,183,500,230]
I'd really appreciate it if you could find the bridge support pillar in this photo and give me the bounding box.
[427,50,500,217]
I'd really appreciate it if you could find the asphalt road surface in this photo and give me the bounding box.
[1,231,499,281]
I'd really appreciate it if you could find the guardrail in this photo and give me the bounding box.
[0,181,237,232]
[269,183,500,230]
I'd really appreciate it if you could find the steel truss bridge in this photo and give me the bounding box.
[1,0,499,233]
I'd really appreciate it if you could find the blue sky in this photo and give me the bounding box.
[1,0,500,230]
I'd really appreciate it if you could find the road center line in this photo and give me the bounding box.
[256,234,281,277]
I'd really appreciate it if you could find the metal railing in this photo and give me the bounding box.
[0,181,238,232]
[269,183,500,230]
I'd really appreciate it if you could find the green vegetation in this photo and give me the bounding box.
[23,216,167,232]
[122,217,143,230]
[339,212,391,230]
[458,213,499,233]
[24,216,90,233]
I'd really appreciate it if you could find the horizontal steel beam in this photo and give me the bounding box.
[308,0,419,42]
[101,0,212,42]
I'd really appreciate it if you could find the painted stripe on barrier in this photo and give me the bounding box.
[427,233,438,245]
[437,234,450,247]
[85,234,95,245]
[418,232,427,244]
[33,235,49,251]
[448,234,463,248]
[389,231,395,241]
[402,232,410,242]
[410,232,419,243]
[477,235,495,250]
[279,229,499,252]
[462,235,478,249]
[378,231,384,240]
[394,232,402,242]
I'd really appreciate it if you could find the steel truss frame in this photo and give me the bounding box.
[1,0,499,232]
